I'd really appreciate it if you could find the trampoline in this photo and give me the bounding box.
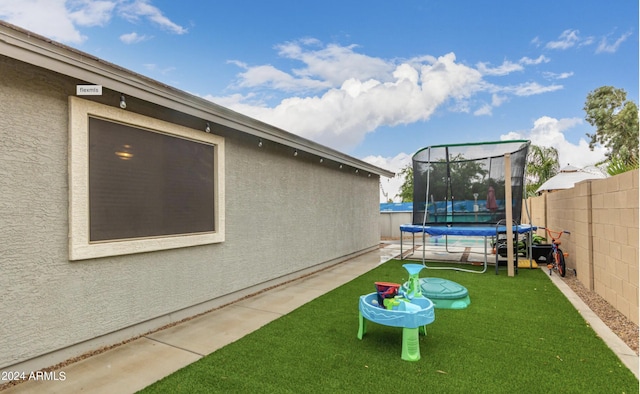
[399,223,536,273]
[400,140,532,273]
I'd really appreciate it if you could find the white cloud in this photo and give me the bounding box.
[504,81,563,96]
[471,93,509,117]
[543,71,574,80]
[0,0,185,44]
[0,0,87,43]
[276,40,394,86]
[118,0,187,35]
[232,63,331,92]
[221,51,488,151]
[546,29,581,50]
[500,116,607,167]
[474,104,493,116]
[217,41,567,152]
[531,36,542,47]
[361,152,412,202]
[120,31,150,44]
[69,0,115,27]
[519,55,550,65]
[491,94,508,106]
[596,31,632,54]
[476,60,523,76]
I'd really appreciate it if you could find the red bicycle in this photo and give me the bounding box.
[539,227,570,277]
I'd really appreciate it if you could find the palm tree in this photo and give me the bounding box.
[526,145,560,196]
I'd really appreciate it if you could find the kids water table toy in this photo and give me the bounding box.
[357,264,435,361]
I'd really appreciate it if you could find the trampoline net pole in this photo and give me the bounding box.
[422,147,431,227]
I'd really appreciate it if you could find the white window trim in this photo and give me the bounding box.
[68,96,225,261]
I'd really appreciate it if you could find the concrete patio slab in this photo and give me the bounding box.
[146,304,282,356]
[2,337,200,394]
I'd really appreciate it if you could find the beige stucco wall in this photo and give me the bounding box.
[379,212,413,239]
[0,55,380,370]
[526,170,639,325]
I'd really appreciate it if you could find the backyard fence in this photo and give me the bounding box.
[523,169,638,325]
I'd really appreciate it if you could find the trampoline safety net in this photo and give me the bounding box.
[412,140,530,226]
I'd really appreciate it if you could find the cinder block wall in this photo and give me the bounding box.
[589,170,639,324]
[525,170,639,325]
[522,194,547,228]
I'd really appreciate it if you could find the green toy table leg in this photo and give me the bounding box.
[357,312,366,340]
[401,327,421,361]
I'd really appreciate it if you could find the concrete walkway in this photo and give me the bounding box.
[3,244,637,393]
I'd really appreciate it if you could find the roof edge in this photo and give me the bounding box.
[0,21,394,178]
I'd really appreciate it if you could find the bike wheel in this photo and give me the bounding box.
[546,251,555,275]
[557,249,566,277]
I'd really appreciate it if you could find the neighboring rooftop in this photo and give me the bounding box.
[536,165,607,194]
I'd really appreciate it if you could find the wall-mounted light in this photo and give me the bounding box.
[368,173,371,177]
[293,150,298,157]
[205,122,211,133]
[119,94,126,109]
[355,169,359,174]
[319,158,324,163]
[258,139,263,148]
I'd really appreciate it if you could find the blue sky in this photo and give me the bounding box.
[1,0,637,200]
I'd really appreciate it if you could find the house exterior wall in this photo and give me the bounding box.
[0,55,381,370]
[525,170,639,325]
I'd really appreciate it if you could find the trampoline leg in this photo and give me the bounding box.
[401,327,421,361]
[412,232,416,259]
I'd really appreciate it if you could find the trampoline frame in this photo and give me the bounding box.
[399,224,536,274]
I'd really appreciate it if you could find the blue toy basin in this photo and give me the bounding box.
[358,293,435,329]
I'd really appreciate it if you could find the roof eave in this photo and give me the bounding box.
[0,21,394,178]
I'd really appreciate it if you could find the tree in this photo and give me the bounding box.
[396,165,413,202]
[605,155,639,176]
[426,154,489,202]
[402,154,490,204]
[584,86,639,166]
[526,145,560,196]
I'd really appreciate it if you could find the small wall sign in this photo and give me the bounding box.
[76,85,103,95]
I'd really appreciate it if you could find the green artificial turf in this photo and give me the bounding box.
[140,260,638,393]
